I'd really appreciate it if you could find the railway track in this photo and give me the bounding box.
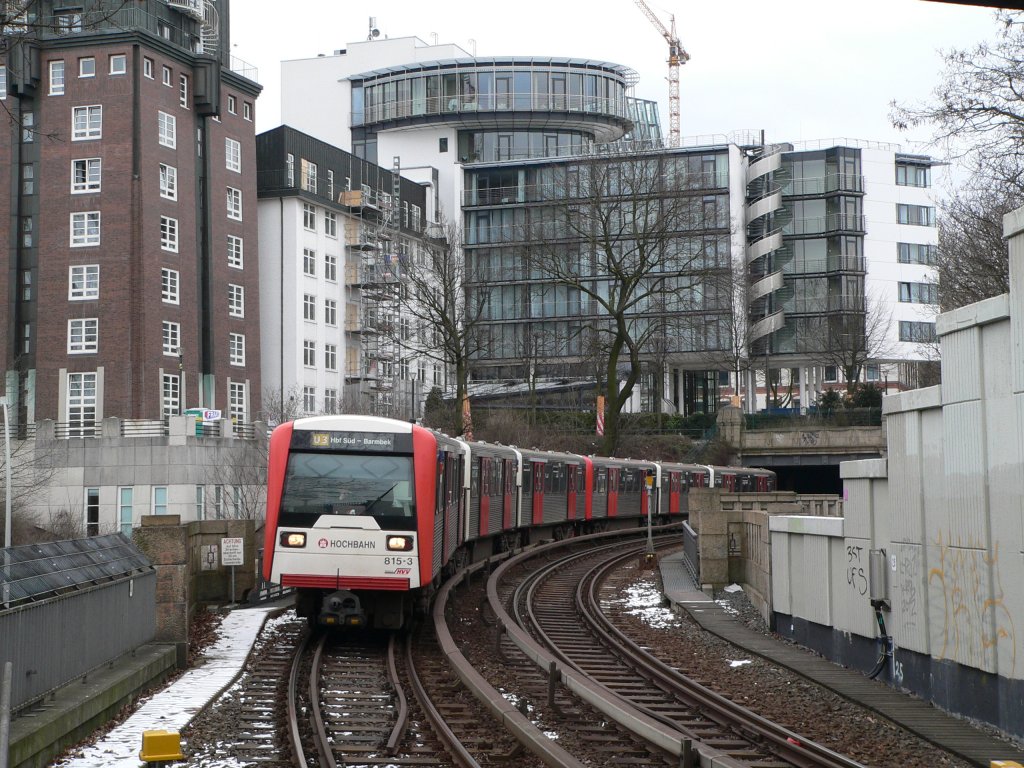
[486,533,868,768]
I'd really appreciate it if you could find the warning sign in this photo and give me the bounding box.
[221,537,244,567]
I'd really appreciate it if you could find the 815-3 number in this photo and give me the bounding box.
[383,557,414,566]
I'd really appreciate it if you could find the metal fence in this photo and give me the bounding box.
[743,407,882,430]
[0,536,156,711]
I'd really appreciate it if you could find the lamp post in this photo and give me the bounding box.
[1,396,10,550]
[177,347,184,416]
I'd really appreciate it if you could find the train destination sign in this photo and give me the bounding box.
[293,430,410,453]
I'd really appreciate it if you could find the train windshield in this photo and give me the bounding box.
[279,452,417,530]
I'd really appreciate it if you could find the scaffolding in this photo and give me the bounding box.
[343,158,410,417]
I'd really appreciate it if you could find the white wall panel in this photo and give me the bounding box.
[926,542,997,673]
[832,536,875,635]
[940,326,981,404]
[891,541,929,654]
[791,535,832,626]
[887,411,924,543]
[943,401,988,544]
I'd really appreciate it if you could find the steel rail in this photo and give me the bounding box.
[307,633,338,768]
[402,631,483,768]
[286,630,313,768]
[578,549,866,768]
[384,632,410,756]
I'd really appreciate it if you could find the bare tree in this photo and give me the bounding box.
[2,435,64,545]
[936,176,1017,310]
[521,152,728,454]
[206,440,268,522]
[809,293,896,394]
[392,218,490,435]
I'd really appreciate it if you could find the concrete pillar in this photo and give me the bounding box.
[133,516,189,668]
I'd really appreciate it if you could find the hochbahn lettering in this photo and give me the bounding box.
[317,538,377,549]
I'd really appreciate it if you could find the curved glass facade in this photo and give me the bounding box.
[351,59,631,128]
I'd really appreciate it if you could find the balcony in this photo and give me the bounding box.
[783,213,866,237]
[783,173,865,197]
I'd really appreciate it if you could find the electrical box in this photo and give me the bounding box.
[869,549,888,608]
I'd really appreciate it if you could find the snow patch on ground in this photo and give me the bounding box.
[54,606,278,768]
[620,579,681,629]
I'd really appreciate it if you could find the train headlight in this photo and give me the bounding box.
[386,536,414,551]
[280,532,306,548]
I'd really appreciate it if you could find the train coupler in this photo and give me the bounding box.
[319,590,366,627]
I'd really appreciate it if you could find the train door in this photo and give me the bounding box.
[669,472,681,515]
[503,459,515,529]
[722,472,736,492]
[607,467,619,517]
[567,464,578,520]
[478,457,490,537]
[532,461,545,524]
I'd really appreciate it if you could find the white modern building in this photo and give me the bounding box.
[277,35,940,415]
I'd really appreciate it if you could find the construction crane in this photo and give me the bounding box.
[633,0,689,147]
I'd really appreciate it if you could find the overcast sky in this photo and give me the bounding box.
[232,0,1000,157]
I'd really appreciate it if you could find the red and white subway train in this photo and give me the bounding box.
[262,414,775,629]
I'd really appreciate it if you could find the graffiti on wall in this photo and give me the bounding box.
[846,544,868,596]
[898,546,921,638]
[928,531,1016,675]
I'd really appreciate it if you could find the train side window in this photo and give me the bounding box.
[472,459,480,496]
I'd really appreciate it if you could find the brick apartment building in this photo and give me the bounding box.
[0,0,262,430]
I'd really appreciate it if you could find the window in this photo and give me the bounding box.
[399,359,409,379]
[160,216,178,252]
[899,320,937,343]
[303,386,316,413]
[195,486,205,521]
[162,65,172,86]
[57,10,83,33]
[22,270,31,301]
[303,294,316,321]
[69,264,99,299]
[110,54,127,75]
[228,235,244,269]
[79,57,95,78]
[229,333,245,365]
[898,281,938,304]
[897,203,935,227]
[303,248,316,276]
[439,137,448,152]
[22,163,34,195]
[86,488,100,536]
[227,186,242,220]
[179,74,189,107]
[324,253,337,282]
[865,364,880,382]
[303,340,316,367]
[22,324,29,354]
[119,487,134,536]
[324,388,337,413]
[153,487,168,516]
[49,60,65,94]
[896,163,930,187]
[324,210,337,237]
[324,298,337,326]
[228,283,244,317]
[21,111,33,142]
[162,373,180,420]
[411,204,421,232]
[228,94,237,114]
[325,343,337,371]
[897,242,937,265]
[68,318,98,353]
[327,170,335,199]
[228,381,246,423]
[70,211,101,246]
[162,321,180,355]
[243,101,252,121]
[213,485,223,518]
[158,111,176,147]
[400,316,411,340]
[159,163,177,200]
[72,157,101,192]
[73,105,102,140]
[161,268,179,304]
[21,216,32,247]
[225,137,241,172]
[67,372,97,436]
[286,153,295,186]
[303,160,318,192]
[303,202,316,230]
[417,361,427,381]
[144,57,153,79]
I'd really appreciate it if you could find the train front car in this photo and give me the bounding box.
[263,415,440,630]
